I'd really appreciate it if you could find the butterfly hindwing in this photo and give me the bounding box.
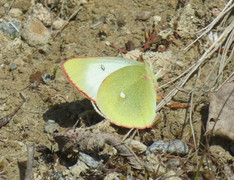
[96,64,156,129]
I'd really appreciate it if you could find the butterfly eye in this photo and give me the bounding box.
[101,64,105,71]
[120,92,125,98]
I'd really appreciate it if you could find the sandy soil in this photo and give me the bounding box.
[0,0,233,179]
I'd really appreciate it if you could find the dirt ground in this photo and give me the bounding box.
[0,0,233,179]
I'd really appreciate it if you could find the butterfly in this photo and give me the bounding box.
[63,56,158,129]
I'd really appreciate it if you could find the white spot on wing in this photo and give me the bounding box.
[120,92,125,98]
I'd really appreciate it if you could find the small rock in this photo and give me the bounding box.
[52,18,66,30]
[69,160,89,177]
[147,140,169,153]
[167,140,189,155]
[44,120,57,134]
[136,11,152,21]
[212,8,220,18]
[8,8,23,18]
[32,3,52,26]
[105,41,111,46]
[153,15,162,26]
[147,140,189,155]
[79,152,102,168]
[157,44,166,52]
[0,20,21,36]
[12,0,31,12]
[10,63,17,71]
[42,73,51,84]
[165,159,181,169]
[21,20,50,46]
[3,3,9,8]
[52,172,63,180]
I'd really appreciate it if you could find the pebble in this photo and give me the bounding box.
[147,140,189,155]
[153,15,162,26]
[42,73,51,84]
[212,8,220,18]
[136,11,152,21]
[52,18,66,30]
[52,172,63,180]
[12,0,31,12]
[105,41,111,46]
[21,20,50,46]
[8,8,23,18]
[167,140,189,155]
[157,44,166,52]
[165,159,181,169]
[79,152,102,168]
[32,3,52,26]
[69,160,88,177]
[147,140,169,153]
[44,120,57,134]
[0,20,21,36]
[9,63,17,71]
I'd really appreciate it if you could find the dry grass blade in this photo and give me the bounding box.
[157,11,234,111]
[184,0,234,51]
[156,1,233,152]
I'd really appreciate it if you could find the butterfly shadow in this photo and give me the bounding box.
[42,99,103,128]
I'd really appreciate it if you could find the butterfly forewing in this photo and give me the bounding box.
[63,57,140,101]
[96,64,156,129]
